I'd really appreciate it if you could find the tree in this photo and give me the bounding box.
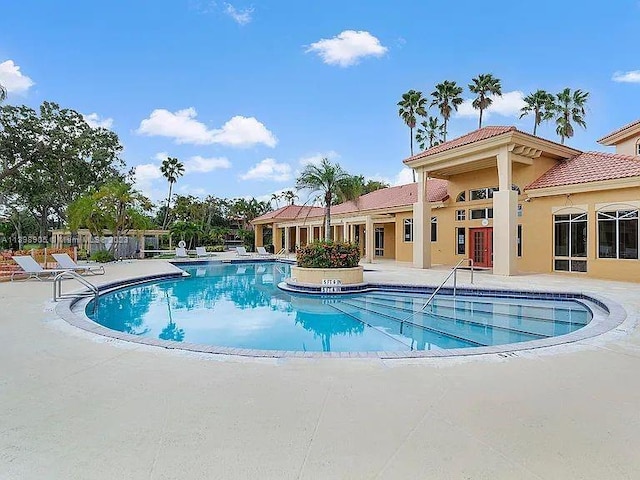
[0,83,6,103]
[519,90,556,136]
[469,74,502,128]
[398,90,427,182]
[160,157,184,229]
[68,180,153,258]
[415,116,444,150]
[430,80,464,142]
[282,190,298,205]
[296,158,356,241]
[0,102,124,242]
[270,192,281,208]
[554,88,589,144]
[344,175,389,198]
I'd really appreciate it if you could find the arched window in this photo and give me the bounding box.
[456,191,466,202]
[511,184,521,195]
[635,139,640,156]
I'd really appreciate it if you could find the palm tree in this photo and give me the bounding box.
[160,157,185,229]
[469,74,502,128]
[415,116,444,150]
[282,190,298,205]
[397,90,428,157]
[430,80,464,142]
[270,193,281,209]
[0,83,6,103]
[296,158,356,241]
[554,88,589,144]
[519,90,556,136]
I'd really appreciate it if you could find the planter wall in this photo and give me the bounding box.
[290,266,364,285]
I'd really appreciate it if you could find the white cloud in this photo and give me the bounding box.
[393,168,415,186]
[298,150,340,166]
[83,112,114,129]
[134,163,164,201]
[177,184,208,196]
[0,60,35,94]
[612,70,640,83]
[184,155,231,173]
[456,90,526,119]
[136,108,277,147]
[224,3,254,25]
[306,30,388,67]
[240,158,292,181]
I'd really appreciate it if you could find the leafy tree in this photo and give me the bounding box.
[554,88,589,144]
[469,74,502,128]
[415,116,444,150]
[169,221,201,249]
[397,90,427,182]
[430,80,464,142]
[0,102,124,241]
[344,175,389,199]
[519,90,556,136]
[160,157,184,229]
[296,158,357,241]
[68,180,153,257]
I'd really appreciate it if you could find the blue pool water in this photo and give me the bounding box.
[86,262,592,352]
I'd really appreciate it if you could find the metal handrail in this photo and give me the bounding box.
[420,258,474,311]
[53,270,99,303]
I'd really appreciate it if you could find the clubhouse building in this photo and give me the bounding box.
[252,120,640,282]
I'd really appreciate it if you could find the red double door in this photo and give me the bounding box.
[469,227,493,268]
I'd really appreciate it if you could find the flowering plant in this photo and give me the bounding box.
[296,241,360,268]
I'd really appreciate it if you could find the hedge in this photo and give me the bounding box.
[296,241,360,268]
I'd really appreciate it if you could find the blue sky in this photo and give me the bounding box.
[1,0,639,205]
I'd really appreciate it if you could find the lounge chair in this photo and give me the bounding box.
[235,246,250,256]
[256,246,272,257]
[11,255,66,281]
[52,253,105,275]
[195,246,213,258]
[175,247,189,258]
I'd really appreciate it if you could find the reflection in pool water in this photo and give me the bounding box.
[87,262,592,352]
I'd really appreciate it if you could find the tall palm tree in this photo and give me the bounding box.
[554,88,589,144]
[282,190,298,205]
[519,90,556,136]
[270,193,281,208]
[296,158,356,241]
[430,80,464,142]
[415,116,444,150]
[469,74,502,128]
[397,90,428,157]
[160,157,185,229]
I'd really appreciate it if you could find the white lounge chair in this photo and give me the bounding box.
[195,246,213,258]
[256,246,272,257]
[175,247,189,258]
[52,253,105,275]
[235,246,250,256]
[11,255,66,281]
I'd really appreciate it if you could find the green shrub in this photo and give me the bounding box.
[77,249,88,260]
[296,241,360,268]
[91,250,115,263]
[205,245,225,252]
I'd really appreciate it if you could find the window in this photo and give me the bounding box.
[470,208,493,220]
[598,210,638,259]
[456,209,466,221]
[404,219,413,242]
[456,227,466,255]
[517,225,522,257]
[636,141,640,156]
[374,227,384,257]
[517,204,523,217]
[512,184,521,195]
[456,191,466,202]
[470,187,496,201]
[554,213,587,272]
[431,216,437,242]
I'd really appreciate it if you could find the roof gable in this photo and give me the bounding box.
[597,119,640,145]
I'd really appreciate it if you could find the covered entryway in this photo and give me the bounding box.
[469,227,493,268]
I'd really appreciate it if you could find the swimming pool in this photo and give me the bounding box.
[86,262,594,353]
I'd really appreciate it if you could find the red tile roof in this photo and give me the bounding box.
[526,151,640,190]
[404,126,516,162]
[252,179,449,223]
[597,119,640,144]
[252,204,324,223]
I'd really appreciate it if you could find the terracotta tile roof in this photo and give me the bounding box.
[526,151,640,190]
[252,179,449,223]
[332,179,449,214]
[404,126,516,162]
[252,204,324,223]
[597,119,640,144]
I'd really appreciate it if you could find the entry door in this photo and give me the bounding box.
[374,227,384,257]
[469,228,493,267]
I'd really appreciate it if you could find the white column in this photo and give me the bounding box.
[493,147,517,275]
[295,226,301,250]
[413,169,432,269]
[365,216,374,263]
[284,226,291,253]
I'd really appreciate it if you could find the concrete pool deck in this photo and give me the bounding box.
[1,257,639,479]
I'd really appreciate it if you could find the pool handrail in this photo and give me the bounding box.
[421,258,474,311]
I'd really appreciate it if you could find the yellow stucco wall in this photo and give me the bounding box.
[395,212,413,262]
[614,135,640,156]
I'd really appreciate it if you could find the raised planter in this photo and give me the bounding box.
[290,265,363,285]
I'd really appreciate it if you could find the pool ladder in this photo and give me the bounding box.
[421,258,474,311]
[53,270,99,305]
